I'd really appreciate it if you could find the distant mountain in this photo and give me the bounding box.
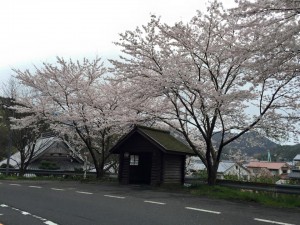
[213,131,280,157]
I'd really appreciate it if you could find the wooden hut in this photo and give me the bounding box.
[110,125,194,186]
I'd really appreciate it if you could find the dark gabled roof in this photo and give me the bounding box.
[110,125,194,155]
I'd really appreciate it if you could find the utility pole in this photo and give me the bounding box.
[5,107,13,176]
[5,130,12,175]
[267,150,272,162]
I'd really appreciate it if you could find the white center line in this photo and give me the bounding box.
[254,218,295,225]
[104,195,125,199]
[185,207,221,214]
[32,215,46,221]
[51,188,64,191]
[21,211,31,215]
[9,184,20,186]
[76,191,93,195]
[144,200,166,205]
[29,186,42,189]
[44,221,59,225]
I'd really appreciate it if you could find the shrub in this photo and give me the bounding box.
[38,160,60,170]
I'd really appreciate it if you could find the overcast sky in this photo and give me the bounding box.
[0,0,237,83]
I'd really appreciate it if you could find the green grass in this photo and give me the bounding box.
[189,185,300,208]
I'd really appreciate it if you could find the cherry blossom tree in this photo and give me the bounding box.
[9,114,50,176]
[231,0,300,141]
[0,80,49,176]
[111,1,300,185]
[0,97,10,162]
[13,57,128,178]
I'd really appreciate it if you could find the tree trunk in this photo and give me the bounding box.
[95,163,105,178]
[19,167,25,177]
[207,168,217,186]
[205,143,218,186]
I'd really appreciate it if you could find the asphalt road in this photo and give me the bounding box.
[0,180,299,225]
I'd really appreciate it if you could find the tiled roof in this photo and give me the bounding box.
[247,161,290,170]
[288,170,300,179]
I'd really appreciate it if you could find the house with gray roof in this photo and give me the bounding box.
[289,154,300,182]
[0,136,84,172]
[293,154,300,169]
[187,157,251,180]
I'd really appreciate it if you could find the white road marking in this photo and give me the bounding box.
[1,203,59,224]
[76,191,93,195]
[144,200,166,205]
[51,188,64,191]
[11,207,20,211]
[254,218,295,225]
[9,183,20,186]
[0,204,8,208]
[29,186,42,189]
[44,221,59,225]
[104,195,125,199]
[185,207,221,214]
[21,211,31,215]
[32,215,46,221]
[0,214,3,216]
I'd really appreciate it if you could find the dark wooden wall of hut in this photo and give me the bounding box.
[117,132,162,185]
[118,154,130,184]
[163,154,185,184]
[116,131,186,185]
[151,151,162,185]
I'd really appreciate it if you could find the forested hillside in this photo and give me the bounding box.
[214,132,280,157]
[259,144,300,162]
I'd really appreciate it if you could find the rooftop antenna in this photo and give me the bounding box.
[267,150,272,162]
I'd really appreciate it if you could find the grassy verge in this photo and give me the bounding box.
[189,185,300,209]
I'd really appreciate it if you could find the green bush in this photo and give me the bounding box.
[250,176,280,184]
[38,160,60,170]
[0,164,14,168]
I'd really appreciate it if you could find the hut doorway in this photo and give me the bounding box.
[129,153,152,184]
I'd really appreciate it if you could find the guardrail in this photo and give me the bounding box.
[0,168,97,177]
[185,176,300,195]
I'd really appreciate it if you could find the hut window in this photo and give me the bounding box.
[130,155,139,166]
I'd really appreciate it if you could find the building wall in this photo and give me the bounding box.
[116,132,186,185]
[119,153,130,184]
[163,154,184,184]
[151,151,162,185]
[28,141,83,171]
[117,132,162,185]
[224,165,250,180]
